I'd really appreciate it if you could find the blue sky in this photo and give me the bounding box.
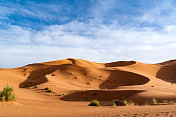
[1,0,176,68]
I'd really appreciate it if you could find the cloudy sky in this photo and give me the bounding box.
[1,0,176,68]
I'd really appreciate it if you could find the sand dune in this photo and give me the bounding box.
[157,59,176,65]
[1,58,176,116]
[156,62,176,82]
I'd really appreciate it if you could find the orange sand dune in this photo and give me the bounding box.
[157,59,176,65]
[1,58,176,116]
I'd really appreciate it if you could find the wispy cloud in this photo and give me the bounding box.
[137,0,176,26]
[1,19,176,68]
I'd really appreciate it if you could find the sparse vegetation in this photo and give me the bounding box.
[150,98,158,105]
[44,87,49,90]
[43,87,52,92]
[46,88,52,92]
[33,85,38,88]
[162,99,168,103]
[88,99,100,107]
[0,84,16,102]
[113,99,127,106]
[145,98,158,105]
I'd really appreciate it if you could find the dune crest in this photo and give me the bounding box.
[105,61,136,67]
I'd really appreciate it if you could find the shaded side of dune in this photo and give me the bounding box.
[99,70,150,89]
[105,61,136,67]
[61,90,144,102]
[157,59,176,65]
[156,62,176,83]
[19,64,72,88]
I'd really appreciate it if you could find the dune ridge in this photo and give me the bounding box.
[1,58,176,116]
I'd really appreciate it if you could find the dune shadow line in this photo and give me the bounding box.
[19,64,71,88]
[61,90,144,102]
[99,70,150,89]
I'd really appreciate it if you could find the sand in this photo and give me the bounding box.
[1,58,176,116]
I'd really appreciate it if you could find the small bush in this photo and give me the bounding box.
[0,84,16,102]
[150,98,158,105]
[144,98,158,105]
[44,87,49,90]
[33,85,38,88]
[44,87,52,92]
[88,99,100,107]
[113,99,127,106]
[46,88,52,92]
[162,99,168,103]
[0,95,6,102]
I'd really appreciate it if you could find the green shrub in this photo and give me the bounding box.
[150,98,158,105]
[44,87,52,92]
[46,89,52,92]
[113,99,127,106]
[44,87,49,90]
[144,98,158,105]
[33,85,38,88]
[0,95,6,102]
[88,99,100,107]
[0,84,16,101]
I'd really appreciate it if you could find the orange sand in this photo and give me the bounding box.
[1,58,176,116]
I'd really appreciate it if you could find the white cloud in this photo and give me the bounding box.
[164,25,176,33]
[0,26,32,44]
[1,20,176,68]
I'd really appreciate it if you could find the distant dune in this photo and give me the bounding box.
[1,58,176,116]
